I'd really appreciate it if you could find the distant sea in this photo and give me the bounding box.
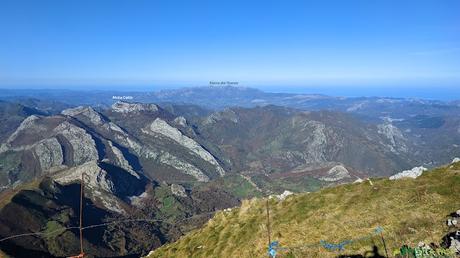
[256,86,460,101]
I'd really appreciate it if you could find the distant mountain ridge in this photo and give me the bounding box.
[1,99,459,191]
[0,89,459,256]
[1,86,458,110]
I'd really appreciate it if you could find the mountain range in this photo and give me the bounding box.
[0,86,459,257]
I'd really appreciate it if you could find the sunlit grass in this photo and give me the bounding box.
[148,163,460,257]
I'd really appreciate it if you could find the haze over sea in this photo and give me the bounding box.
[1,84,459,101]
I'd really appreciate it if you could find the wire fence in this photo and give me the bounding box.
[0,211,217,243]
[0,177,457,257]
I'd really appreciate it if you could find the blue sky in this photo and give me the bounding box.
[0,0,459,90]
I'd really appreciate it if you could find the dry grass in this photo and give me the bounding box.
[0,250,11,258]
[0,179,41,209]
[148,163,460,257]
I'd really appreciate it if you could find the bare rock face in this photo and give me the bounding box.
[107,140,139,178]
[53,161,125,214]
[158,151,210,182]
[301,121,328,163]
[1,115,46,152]
[111,101,158,113]
[320,165,351,182]
[7,115,42,142]
[54,161,113,191]
[173,116,187,127]
[62,106,104,125]
[145,118,225,177]
[377,122,408,153]
[171,184,187,197]
[53,121,99,165]
[34,137,64,171]
[63,106,128,135]
[204,109,238,125]
[1,116,99,177]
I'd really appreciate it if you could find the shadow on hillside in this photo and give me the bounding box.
[336,245,387,258]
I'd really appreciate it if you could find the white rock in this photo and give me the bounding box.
[111,101,158,113]
[62,106,104,125]
[54,122,99,165]
[203,109,238,125]
[452,157,460,164]
[173,116,187,127]
[299,120,329,163]
[53,161,126,214]
[54,161,112,191]
[320,165,351,182]
[146,118,225,176]
[377,122,407,153]
[108,122,126,135]
[158,152,209,182]
[269,190,294,201]
[34,137,63,171]
[354,178,364,183]
[346,101,368,112]
[449,238,460,254]
[5,115,44,145]
[129,191,149,206]
[389,166,428,180]
[279,190,293,200]
[171,184,187,197]
[62,106,129,137]
[107,141,139,178]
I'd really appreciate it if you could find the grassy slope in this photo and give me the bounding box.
[148,163,460,257]
[0,179,41,209]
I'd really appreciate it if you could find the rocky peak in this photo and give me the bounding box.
[53,121,99,165]
[61,106,105,125]
[111,101,158,113]
[173,116,187,127]
[5,115,42,144]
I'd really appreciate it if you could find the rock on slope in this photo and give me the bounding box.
[148,162,460,258]
[389,166,428,180]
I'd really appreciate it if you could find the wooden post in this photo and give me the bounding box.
[79,173,85,257]
[69,173,85,258]
[266,199,272,257]
[380,231,389,258]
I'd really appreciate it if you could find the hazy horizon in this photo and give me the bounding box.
[0,84,459,101]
